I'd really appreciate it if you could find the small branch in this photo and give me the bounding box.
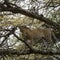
[13,33,33,51]
[0,27,16,46]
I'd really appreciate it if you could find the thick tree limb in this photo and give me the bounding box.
[0,48,60,55]
[0,3,60,30]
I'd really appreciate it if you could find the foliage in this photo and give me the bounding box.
[0,0,60,60]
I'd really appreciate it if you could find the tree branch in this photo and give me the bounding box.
[0,48,60,55]
[0,3,60,30]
